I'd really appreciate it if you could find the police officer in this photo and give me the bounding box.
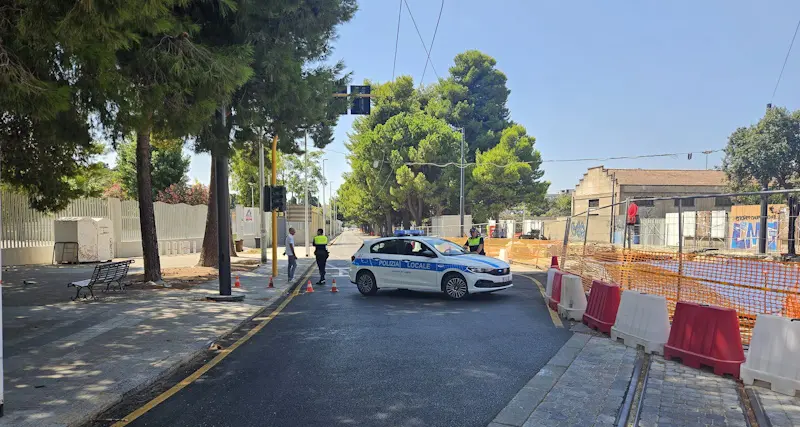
[464,227,486,255]
[313,228,329,284]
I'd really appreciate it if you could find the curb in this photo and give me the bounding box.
[76,262,316,427]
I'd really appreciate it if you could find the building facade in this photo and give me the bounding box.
[572,166,730,219]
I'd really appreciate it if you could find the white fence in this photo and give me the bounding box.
[120,201,207,242]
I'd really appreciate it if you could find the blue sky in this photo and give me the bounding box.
[172,0,800,198]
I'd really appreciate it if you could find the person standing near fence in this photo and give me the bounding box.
[285,228,297,281]
[313,228,329,284]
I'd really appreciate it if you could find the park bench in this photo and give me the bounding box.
[67,260,134,301]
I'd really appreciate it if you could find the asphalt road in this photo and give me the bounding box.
[127,231,572,427]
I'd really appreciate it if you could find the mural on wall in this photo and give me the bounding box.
[730,221,778,250]
[570,221,586,240]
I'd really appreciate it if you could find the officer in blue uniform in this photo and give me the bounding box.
[313,229,329,284]
[463,227,486,255]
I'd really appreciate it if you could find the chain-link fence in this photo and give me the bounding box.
[486,189,800,345]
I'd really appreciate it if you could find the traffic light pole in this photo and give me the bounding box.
[259,135,267,264]
[304,131,310,257]
[271,134,279,278]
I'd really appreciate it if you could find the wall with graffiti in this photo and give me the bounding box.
[729,205,784,251]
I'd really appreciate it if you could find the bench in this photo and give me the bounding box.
[67,260,134,301]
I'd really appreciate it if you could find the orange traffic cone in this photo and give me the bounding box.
[306,280,314,293]
[234,275,241,288]
[550,256,559,269]
[331,278,338,293]
[268,276,274,288]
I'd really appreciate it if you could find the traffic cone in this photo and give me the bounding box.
[306,280,314,293]
[550,256,559,269]
[268,276,274,288]
[234,275,241,288]
[331,278,338,293]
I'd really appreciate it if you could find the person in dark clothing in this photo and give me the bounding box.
[313,228,329,284]
[464,227,486,255]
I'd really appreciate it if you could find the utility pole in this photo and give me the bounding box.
[0,154,5,416]
[322,158,327,235]
[459,127,466,237]
[216,103,232,295]
[271,135,279,278]
[304,131,310,257]
[259,135,267,263]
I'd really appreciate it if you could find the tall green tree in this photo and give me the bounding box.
[469,125,549,222]
[427,50,512,158]
[190,1,357,266]
[722,106,800,204]
[1,1,179,211]
[115,138,190,200]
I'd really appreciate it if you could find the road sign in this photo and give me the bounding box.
[350,85,371,115]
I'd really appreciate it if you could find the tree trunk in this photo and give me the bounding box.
[135,125,162,282]
[198,161,219,267]
[401,210,411,229]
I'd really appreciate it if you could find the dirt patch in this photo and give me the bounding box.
[125,264,261,290]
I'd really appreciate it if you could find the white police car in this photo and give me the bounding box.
[349,236,512,300]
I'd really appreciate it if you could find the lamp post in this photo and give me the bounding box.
[321,158,328,235]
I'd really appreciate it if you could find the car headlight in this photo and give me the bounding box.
[467,266,493,273]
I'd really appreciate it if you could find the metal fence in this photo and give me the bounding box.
[1,191,109,248]
[480,189,800,345]
[120,201,207,242]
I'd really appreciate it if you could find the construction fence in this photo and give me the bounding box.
[471,190,800,345]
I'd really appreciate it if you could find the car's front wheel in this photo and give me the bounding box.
[443,273,469,300]
[356,271,378,296]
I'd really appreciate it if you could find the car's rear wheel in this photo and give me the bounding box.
[356,271,378,296]
[443,273,469,300]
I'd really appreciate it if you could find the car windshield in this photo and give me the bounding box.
[426,238,467,256]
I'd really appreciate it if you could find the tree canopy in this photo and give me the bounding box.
[722,106,800,203]
[339,51,548,234]
[115,139,190,200]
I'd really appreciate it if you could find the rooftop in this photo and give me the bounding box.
[591,166,727,186]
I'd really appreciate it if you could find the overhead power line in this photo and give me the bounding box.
[771,17,800,102]
[402,0,440,81]
[420,0,445,86]
[395,149,725,169]
[392,0,403,80]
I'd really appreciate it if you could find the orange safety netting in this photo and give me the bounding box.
[465,237,800,345]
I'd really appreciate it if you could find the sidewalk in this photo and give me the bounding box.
[1,257,315,427]
[491,322,799,427]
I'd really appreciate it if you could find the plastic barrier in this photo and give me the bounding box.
[545,268,559,299]
[498,248,508,262]
[547,271,564,311]
[582,280,622,334]
[558,274,587,321]
[610,291,670,355]
[740,315,800,395]
[664,302,745,378]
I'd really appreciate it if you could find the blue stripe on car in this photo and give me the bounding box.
[351,258,506,273]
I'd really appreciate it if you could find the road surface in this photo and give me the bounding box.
[123,231,571,427]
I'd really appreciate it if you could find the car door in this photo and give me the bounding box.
[398,239,440,290]
[368,239,403,287]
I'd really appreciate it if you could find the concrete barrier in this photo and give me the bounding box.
[611,291,670,355]
[545,268,558,298]
[558,274,587,321]
[740,314,799,394]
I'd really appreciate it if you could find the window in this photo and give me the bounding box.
[371,240,398,254]
[402,240,436,257]
[715,197,733,207]
[674,198,694,207]
[634,199,654,207]
[588,199,600,208]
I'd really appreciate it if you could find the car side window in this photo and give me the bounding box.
[405,241,436,257]
[370,240,398,254]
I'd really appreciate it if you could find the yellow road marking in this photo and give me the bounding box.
[519,273,563,328]
[111,267,314,427]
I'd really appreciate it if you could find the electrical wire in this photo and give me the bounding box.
[772,17,800,102]
[392,0,403,80]
[402,0,440,80]
[392,149,725,169]
[420,0,445,86]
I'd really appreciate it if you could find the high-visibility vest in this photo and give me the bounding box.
[313,235,328,245]
[467,237,482,247]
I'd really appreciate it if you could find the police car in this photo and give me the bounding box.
[349,236,512,300]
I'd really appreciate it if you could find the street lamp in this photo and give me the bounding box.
[321,158,328,235]
[449,125,466,237]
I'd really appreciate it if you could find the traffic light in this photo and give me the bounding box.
[271,185,286,212]
[262,185,272,211]
[350,85,371,115]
